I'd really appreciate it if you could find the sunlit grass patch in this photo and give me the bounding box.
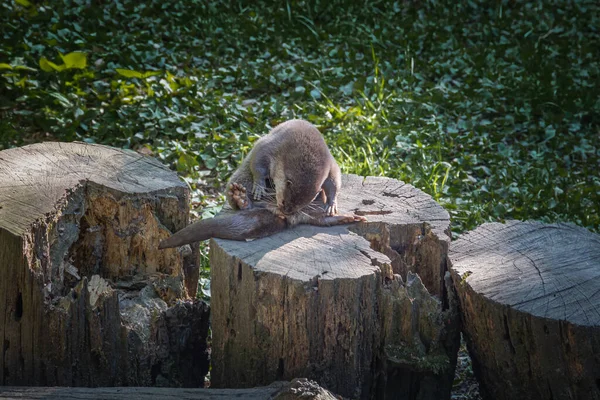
[0,0,598,237]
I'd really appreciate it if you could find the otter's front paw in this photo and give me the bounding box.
[228,182,250,210]
[325,201,338,216]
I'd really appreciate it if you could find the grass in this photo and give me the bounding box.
[2,1,598,397]
[2,0,597,238]
[2,0,598,306]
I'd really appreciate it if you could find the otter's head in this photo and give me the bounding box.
[272,161,324,216]
[278,179,322,215]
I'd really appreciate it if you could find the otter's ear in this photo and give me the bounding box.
[286,179,293,187]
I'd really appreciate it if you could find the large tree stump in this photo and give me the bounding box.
[210,175,460,399]
[449,220,600,400]
[0,142,208,387]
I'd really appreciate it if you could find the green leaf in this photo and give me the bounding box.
[39,57,65,72]
[48,92,73,107]
[340,81,354,95]
[116,69,160,79]
[202,156,217,169]
[544,125,556,142]
[59,52,87,69]
[0,63,12,70]
[14,0,31,7]
[116,69,144,78]
[14,65,37,72]
[142,71,161,78]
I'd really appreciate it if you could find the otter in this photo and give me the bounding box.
[158,119,364,249]
[226,119,341,217]
[158,202,365,249]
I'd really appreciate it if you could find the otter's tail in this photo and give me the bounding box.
[158,209,287,249]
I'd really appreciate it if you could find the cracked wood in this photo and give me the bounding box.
[449,220,600,400]
[210,174,459,400]
[0,142,206,387]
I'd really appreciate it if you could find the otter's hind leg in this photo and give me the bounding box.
[227,182,252,210]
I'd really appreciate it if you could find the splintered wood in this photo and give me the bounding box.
[449,220,600,400]
[0,142,208,387]
[210,174,460,400]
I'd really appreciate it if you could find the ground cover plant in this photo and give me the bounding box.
[1,0,598,397]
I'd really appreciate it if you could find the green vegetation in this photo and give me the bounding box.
[2,2,596,397]
[1,0,598,237]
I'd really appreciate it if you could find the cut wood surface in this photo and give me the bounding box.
[210,174,460,400]
[449,220,600,400]
[0,142,206,387]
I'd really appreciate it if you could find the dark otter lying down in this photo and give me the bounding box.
[158,202,365,249]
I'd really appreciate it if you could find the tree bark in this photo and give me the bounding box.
[449,220,600,400]
[210,174,460,399]
[0,378,338,399]
[0,142,208,387]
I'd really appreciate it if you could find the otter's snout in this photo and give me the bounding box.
[279,200,295,215]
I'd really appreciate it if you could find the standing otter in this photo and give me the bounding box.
[227,119,341,217]
[158,119,365,249]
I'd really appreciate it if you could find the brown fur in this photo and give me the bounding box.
[158,209,287,248]
[158,120,361,249]
[226,119,341,216]
[158,204,365,249]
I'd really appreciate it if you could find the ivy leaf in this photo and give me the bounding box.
[39,57,65,72]
[340,81,354,95]
[59,52,87,69]
[116,69,160,79]
[142,71,161,78]
[544,125,556,142]
[201,154,217,169]
[48,92,73,107]
[14,65,37,72]
[116,69,143,78]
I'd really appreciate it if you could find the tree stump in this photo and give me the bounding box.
[0,378,338,399]
[0,142,209,387]
[210,175,460,399]
[449,220,600,400]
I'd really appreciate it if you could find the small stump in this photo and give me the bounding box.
[210,175,460,399]
[449,220,600,400]
[0,378,338,399]
[0,142,208,386]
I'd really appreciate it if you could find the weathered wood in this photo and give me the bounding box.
[0,378,338,399]
[0,142,207,387]
[449,220,600,400]
[210,174,460,399]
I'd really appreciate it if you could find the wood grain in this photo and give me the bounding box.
[0,378,339,399]
[449,220,600,400]
[210,174,459,400]
[0,142,185,236]
[0,142,206,387]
